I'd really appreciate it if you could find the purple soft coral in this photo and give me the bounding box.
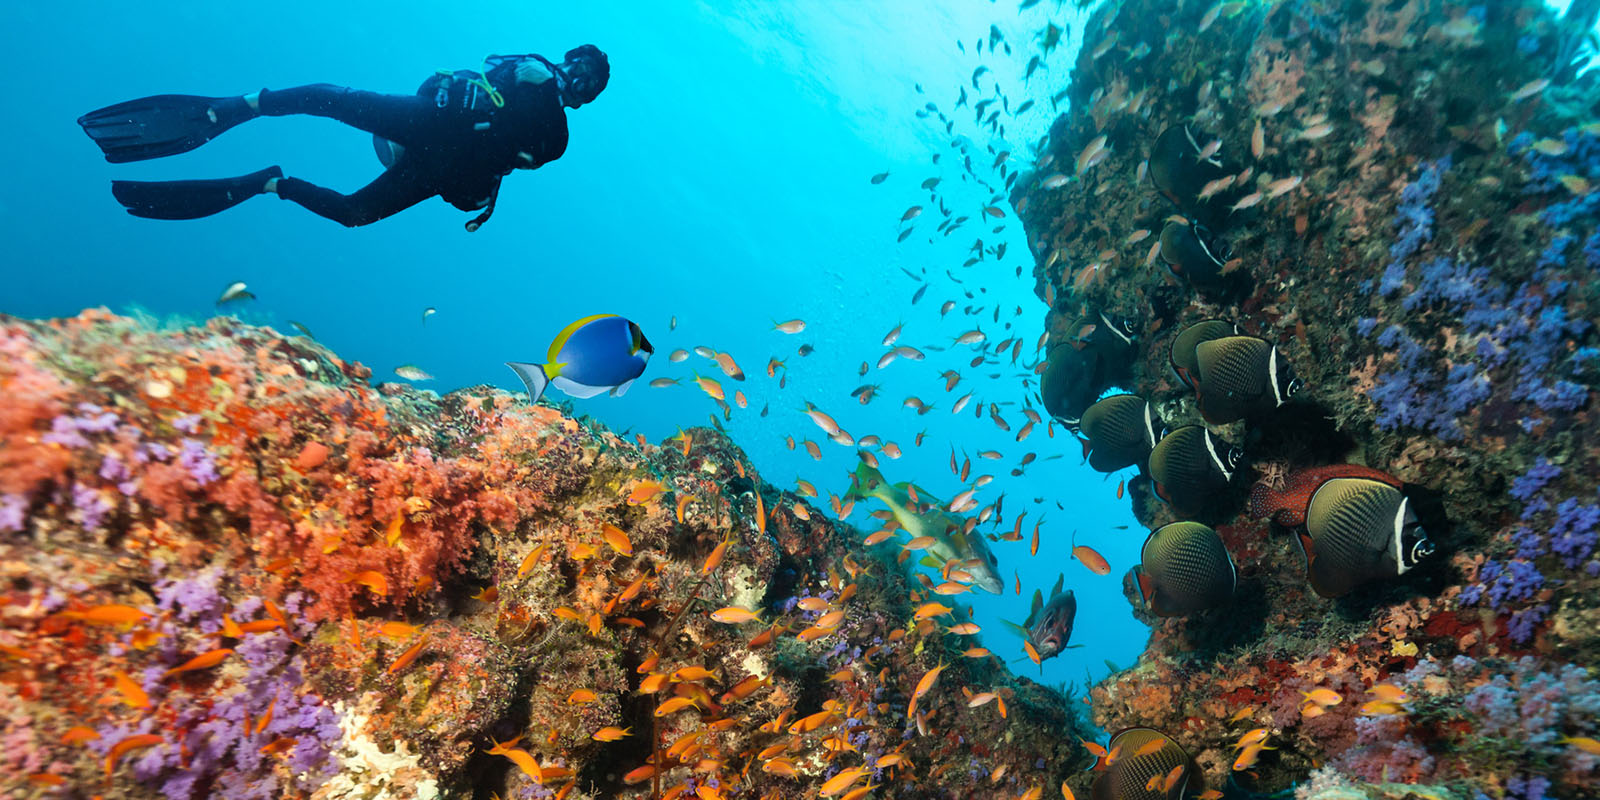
[177,439,219,486]
[1511,458,1562,502]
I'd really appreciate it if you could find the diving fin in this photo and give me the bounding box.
[110,167,281,220]
[78,94,259,163]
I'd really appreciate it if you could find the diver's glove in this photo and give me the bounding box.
[515,59,554,85]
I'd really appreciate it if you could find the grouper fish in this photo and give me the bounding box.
[1004,573,1079,662]
[845,462,1004,594]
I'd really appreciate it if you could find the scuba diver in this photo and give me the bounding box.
[77,46,608,231]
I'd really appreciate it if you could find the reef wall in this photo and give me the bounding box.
[1019,0,1599,795]
[0,311,1086,799]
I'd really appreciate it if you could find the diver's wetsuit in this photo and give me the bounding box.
[259,56,568,228]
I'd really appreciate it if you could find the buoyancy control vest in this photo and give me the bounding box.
[372,54,568,231]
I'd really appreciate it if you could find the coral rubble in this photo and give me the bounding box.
[0,310,1088,798]
[1017,0,1599,795]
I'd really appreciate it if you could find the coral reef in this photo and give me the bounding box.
[1017,0,1599,795]
[0,310,1087,798]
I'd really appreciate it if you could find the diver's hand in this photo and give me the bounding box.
[515,60,554,85]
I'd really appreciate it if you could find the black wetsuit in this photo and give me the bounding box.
[258,55,568,228]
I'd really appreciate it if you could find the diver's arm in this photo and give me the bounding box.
[515,59,554,85]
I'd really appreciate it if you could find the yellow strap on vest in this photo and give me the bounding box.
[436,59,506,109]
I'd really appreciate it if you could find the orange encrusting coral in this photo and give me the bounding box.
[0,311,1092,799]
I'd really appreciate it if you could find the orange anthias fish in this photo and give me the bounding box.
[714,352,745,381]
[654,696,700,716]
[1071,544,1110,575]
[820,767,870,797]
[863,530,895,546]
[1133,738,1167,758]
[1559,736,1600,755]
[164,648,233,678]
[601,523,634,556]
[1302,688,1342,707]
[1361,700,1405,716]
[518,543,549,578]
[592,726,631,742]
[68,604,149,626]
[1161,764,1185,792]
[343,570,388,595]
[702,539,731,573]
[384,511,405,546]
[1233,741,1268,770]
[627,481,666,505]
[617,574,648,604]
[258,737,296,756]
[907,663,945,718]
[710,606,762,624]
[693,374,726,401]
[671,665,717,682]
[105,733,164,778]
[112,669,150,709]
[1368,683,1409,703]
[388,634,429,674]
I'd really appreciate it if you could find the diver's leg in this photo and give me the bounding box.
[269,165,436,227]
[255,84,447,146]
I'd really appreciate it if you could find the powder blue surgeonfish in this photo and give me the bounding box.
[507,314,654,403]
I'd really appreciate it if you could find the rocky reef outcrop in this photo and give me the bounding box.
[1018,0,1599,794]
[0,310,1086,799]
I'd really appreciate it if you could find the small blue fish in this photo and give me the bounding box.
[507,314,653,403]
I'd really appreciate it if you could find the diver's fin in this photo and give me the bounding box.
[505,362,550,404]
[109,166,281,220]
[78,94,259,163]
[550,376,609,399]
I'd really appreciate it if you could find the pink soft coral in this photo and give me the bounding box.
[0,325,72,497]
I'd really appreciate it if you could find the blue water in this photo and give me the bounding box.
[6,2,1145,694]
